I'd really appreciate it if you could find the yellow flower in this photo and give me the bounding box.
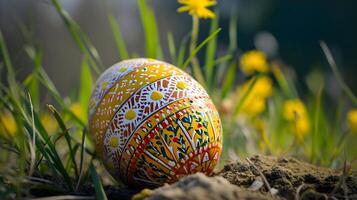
[0,111,17,136]
[240,76,273,116]
[293,117,310,139]
[40,112,58,134]
[177,0,217,19]
[70,102,83,120]
[240,50,269,75]
[347,108,357,134]
[242,76,273,98]
[241,96,266,116]
[283,99,308,121]
[283,99,310,139]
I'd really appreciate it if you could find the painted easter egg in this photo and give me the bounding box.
[88,58,222,187]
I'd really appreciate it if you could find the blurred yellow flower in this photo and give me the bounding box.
[0,111,17,136]
[283,99,308,121]
[70,102,83,121]
[242,76,273,98]
[241,96,266,116]
[40,112,58,134]
[177,0,216,19]
[240,76,273,116]
[240,50,269,75]
[283,99,310,139]
[347,108,357,134]
[293,117,310,139]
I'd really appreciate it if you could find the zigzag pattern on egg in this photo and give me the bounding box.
[88,58,222,187]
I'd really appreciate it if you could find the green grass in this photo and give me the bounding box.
[0,0,357,199]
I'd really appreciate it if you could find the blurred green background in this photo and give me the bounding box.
[1,0,356,95]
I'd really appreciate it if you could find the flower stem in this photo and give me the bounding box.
[189,16,205,86]
[190,16,199,54]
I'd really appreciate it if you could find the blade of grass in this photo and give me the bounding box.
[320,41,357,105]
[210,54,234,92]
[0,30,18,99]
[233,75,260,117]
[221,62,236,99]
[216,12,237,96]
[76,129,87,191]
[27,93,37,177]
[79,57,92,123]
[0,31,14,78]
[23,73,39,109]
[0,30,28,185]
[182,28,221,70]
[167,32,177,64]
[65,145,80,173]
[204,12,219,87]
[271,64,297,99]
[23,123,60,181]
[50,0,102,74]
[30,116,71,188]
[19,24,42,110]
[311,85,324,163]
[192,59,206,87]
[331,95,344,136]
[1,29,74,192]
[22,98,74,191]
[137,0,163,59]
[187,16,203,86]
[89,163,108,200]
[17,19,35,45]
[24,45,86,127]
[214,54,233,67]
[108,14,129,60]
[177,32,190,67]
[24,46,43,110]
[47,104,79,179]
[37,69,85,127]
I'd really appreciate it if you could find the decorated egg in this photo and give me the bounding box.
[88,58,222,187]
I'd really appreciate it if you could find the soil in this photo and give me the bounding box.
[28,155,357,200]
[217,155,357,200]
[145,173,273,200]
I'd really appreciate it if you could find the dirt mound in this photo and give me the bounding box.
[218,155,357,199]
[145,173,275,200]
